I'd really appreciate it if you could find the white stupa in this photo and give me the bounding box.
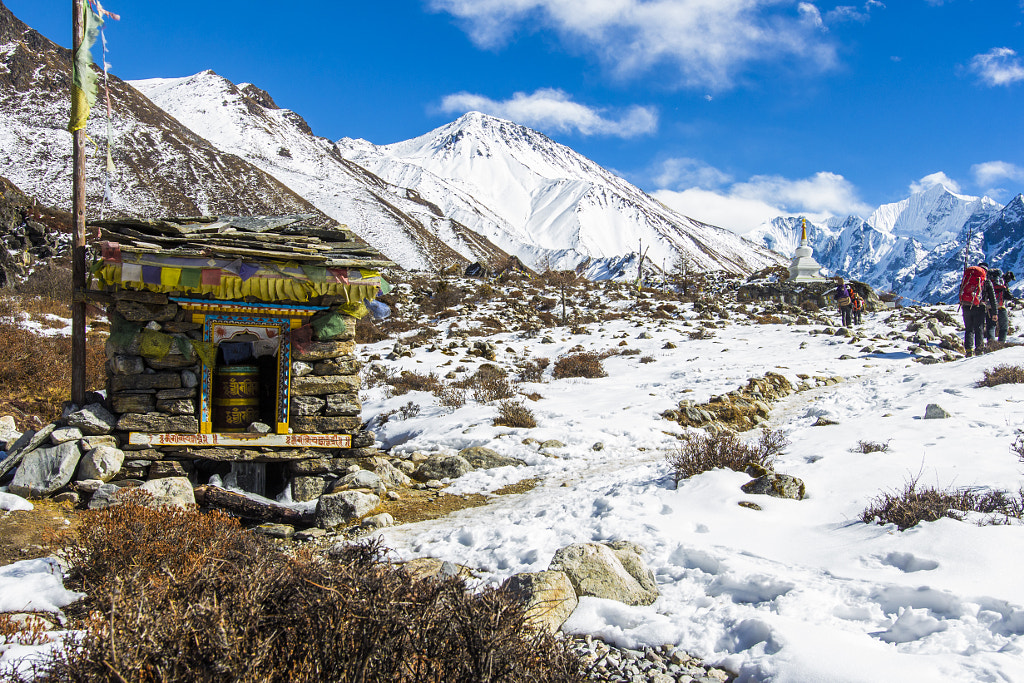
[788,219,824,281]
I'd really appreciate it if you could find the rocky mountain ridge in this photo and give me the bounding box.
[749,184,1024,303]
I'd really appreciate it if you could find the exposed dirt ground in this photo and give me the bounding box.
[0,499,79,566]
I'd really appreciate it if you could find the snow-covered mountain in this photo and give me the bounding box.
[130,72,513,272]
[337,113,785,278]
[749,184,1024,303]
[0,2,322,220]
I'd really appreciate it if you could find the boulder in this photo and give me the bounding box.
[502,570,578,633]
[49,426,83,445]
[315,490,380,528]
[458,446,526,469]
[924,404,951,419]
[414,454,473,482]
[88,481,139,510]
[361,513,395,529]
[9,442,82,498]
[76,445,125,483]
[741,473,806,500]
[65,403,117,435]
[548,542,659,606]
[368,457,413,489]
[604,541,659,597]
[140,477,196,508]
[329,469,386,495]
[291,475,327,502]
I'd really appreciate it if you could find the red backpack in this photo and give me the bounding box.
[959,266,986,306]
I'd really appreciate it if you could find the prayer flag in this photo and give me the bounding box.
[160,267,181,287]
[120,263,141,283]
[180,268,202,289]
[238,262,259,282]
[69,3,103,133]
[141,265,161,285]
[201,268,222,286]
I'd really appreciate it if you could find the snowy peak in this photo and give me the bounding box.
[340,111,785,277]
[867,183,1001,249]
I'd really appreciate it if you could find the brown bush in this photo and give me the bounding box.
[666,429,788,484]
[493,400,537,428]
[17,498,586,683]
[455,365,519,403]
[861,476,1024,530]
[0,322,106,427]
[388,370,442,396]
[16,257,72,303]
[977,364,1024,387]
[552,352,606,379]
[518,357,550,383]
[433,384,467,409]
[855,440,890,454]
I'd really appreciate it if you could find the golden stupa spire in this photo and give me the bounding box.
[800,218,808,242]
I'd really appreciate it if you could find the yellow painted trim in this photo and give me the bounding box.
[276,422,288,435]
[201,421,212,435]
[192,313,206,324]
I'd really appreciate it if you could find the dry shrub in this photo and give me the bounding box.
[455,365,519,403]
[0,614,50,646]
[421,279,466,314]
[16,258,72,303]
[17,496,585,683]
[493,400,537,428]
[356,315,390,344]
[433,384,467,410]
[1014,430,1024,463]
[388,370,442,397]
[666,429,788,484]
[363,363,397,390]
[862,476,1024,530]
[552,352,606,379]
[855,440,890,454]
[977,364,1024,387]
[0,324,106,427]
[518,357,550,383]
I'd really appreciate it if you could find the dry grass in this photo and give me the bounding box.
[552,352,606,380]
[862,476,1024,530]
[15,495,586,683]
[855,440,891,454]
[666,429,789,485]
[0,320,107,428]
[977,364,1024,387]
[493,400,537,428]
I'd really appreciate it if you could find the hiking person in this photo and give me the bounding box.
[834,278,853,328]
[991,268,1017,342]
[851,291,865,326]
[959,262,997,356]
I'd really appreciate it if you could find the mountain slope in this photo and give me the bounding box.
[748,185,1024,303]
[0,1,324,220]
[130,72,513,272]
[338,112,786,278]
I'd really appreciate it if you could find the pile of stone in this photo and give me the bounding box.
[562,635,731,683]
[662,373,802,433]
[0,404,196,509]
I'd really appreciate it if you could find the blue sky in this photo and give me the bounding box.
[7,0,1024,232]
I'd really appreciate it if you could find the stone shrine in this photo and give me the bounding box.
[788,219,825,282]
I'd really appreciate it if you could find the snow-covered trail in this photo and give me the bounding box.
[366,303,1024,682]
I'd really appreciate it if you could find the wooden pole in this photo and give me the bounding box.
[71,0,87,406]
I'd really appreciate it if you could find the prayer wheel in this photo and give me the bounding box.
[213,365,260,432]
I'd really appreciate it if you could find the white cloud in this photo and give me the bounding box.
[971,161,1024,187]
[909,171,961,194]
[655,188,788,232]
[438,89,658,138]
[430,0,838,90]
[969,47,1024,86]
[652,168,870,233]
[653,157,731,189]
[798,3,824,29]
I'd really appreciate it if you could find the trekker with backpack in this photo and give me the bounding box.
[851,291,865,326]
[959,262,997,356]
[834,278,853,328]
[990,268,1017,342]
